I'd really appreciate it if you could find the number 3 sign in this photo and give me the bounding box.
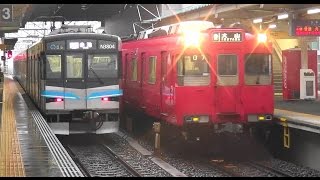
[0,5,13,22]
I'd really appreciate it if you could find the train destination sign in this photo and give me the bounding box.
[67,39,96,50]
[290,19,320,36]
[47,41,65,50]
[212,32,242,42]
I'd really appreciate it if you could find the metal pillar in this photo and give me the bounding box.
[153,122,161,156]
[299,37,308,69]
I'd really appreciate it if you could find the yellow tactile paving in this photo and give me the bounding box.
[0,77,25,177]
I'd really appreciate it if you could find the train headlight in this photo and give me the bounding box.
[257,33,267,43]
[182,30,201,48]
[192,117,199,122]
[258,115,265,120]
[185,115,209,123]
[101,97,109,101]
[55,98,63,102]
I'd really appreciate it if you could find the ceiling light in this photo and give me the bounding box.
[253,18,262,24]
[307,8,320,14]
[277,14,288,20]
[269,24,277,29]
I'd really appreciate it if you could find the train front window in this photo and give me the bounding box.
[177,54,210,86]
[217,55,238,86]
[245,54,272,85]
[46,55,62,79]
[88,54,118,78]
[218,55,237,76]
[66,53,83,78]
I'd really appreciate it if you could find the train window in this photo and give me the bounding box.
[148,56,157,84]
[177,54,210,86]
[217,54,238,86]
[88,54,118,78]
[66,54,83,78]
[131,57,138,81]
[168,26,173,34]
[217,55,237,76]
[245,54,272,85]
[46,55,62,79]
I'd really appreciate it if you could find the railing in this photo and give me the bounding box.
[270,38,283,63]
[0,72,3,102]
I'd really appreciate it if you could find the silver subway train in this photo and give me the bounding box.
[14,28,122,135]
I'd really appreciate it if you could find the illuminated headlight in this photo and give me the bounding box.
[185,115,209,123]
[258,115,272,121]
[257,33,267,43]
[183,31,201,47]
[248,114,273,122]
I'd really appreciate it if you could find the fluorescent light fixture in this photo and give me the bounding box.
[269,24,277,29]
[277,14,288,20]
[253,18,262,24]
[307,8,320,14]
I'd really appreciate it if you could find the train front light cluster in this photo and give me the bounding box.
[248,114,273,122]
[185,115,209,123]
[257,33,267,43]
[183,30,201,48]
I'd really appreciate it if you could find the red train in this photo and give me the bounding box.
[120,21,274,140]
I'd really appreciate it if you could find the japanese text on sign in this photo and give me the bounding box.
[291,19,320,36]
[212,32,242,42]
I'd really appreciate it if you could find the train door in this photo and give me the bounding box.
[64,52,86,109]
[139,52,146,110]
[215,52,240,115]
[160,51,170,117]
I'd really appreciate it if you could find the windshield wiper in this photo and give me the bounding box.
[106,60,116,68]
[89,66,104,85]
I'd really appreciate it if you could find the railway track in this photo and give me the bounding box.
[64,146,92,177]
[99,143,142,177]
[245,161,294,177]
[64,142,140,177]
[210,159,294,177]
[210,160,244,177]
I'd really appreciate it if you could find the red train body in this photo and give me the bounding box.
[120,21,273,136]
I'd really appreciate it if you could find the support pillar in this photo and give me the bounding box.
[299,37,309,69]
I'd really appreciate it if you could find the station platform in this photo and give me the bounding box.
[274,93,320,133]
[0,76,83,177]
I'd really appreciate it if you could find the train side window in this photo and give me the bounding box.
[245,54,272,85]
[168,26,173,34]
[131,57,138,81]
[148,56,157,84]
[46,55,62,79]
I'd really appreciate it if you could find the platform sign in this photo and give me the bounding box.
[0,5,13,22]
[290,19,320,36]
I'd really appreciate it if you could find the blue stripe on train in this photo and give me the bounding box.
[87,89,123,100]
[41,90,80,100]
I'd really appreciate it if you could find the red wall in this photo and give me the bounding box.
[282,49,318,100]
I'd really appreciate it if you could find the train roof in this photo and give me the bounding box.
[136,21,215,40]
[42,33,120,42]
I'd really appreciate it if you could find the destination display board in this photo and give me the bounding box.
[290,19,320,36]
[212,32,242,42]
